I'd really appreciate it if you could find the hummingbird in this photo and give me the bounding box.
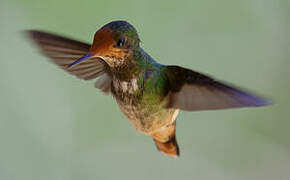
[26,20,271,157]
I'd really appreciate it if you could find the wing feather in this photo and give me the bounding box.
[166,66,271,111]
[26,30,112,93]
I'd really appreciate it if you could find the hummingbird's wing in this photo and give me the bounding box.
[165,66,271,111]
[26,30,112,93]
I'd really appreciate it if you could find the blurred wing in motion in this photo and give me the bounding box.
[166,66,271,111]
[26,30,112,93]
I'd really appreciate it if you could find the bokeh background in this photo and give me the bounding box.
[1,0,290,179]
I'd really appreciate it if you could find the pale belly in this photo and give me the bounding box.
[116,98,179,134]
[112,78,179,134]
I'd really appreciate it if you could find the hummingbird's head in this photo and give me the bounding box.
[68,21,140,68]
[93,21,141,66]
[92,21,140,54]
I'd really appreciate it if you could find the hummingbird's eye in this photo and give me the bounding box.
[116,37,126,48]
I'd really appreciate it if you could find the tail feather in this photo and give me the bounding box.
[154,136,180,157]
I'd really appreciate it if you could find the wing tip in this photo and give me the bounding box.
[23,29,42,39]
[213,81,273,108]
[248,96,273,107]
[22,30,49,47]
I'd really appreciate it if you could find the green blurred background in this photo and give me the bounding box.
[0,0,289,179]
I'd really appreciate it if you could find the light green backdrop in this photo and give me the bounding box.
[0,0,290,179]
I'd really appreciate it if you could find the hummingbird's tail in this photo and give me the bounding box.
[152,122,180,157]
[153,135,179,158]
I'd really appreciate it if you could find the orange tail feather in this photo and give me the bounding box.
[154,135,179,157]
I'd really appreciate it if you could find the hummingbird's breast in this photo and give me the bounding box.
[111,71,178,135]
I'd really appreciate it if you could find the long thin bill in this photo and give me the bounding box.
[67,52,92,68]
